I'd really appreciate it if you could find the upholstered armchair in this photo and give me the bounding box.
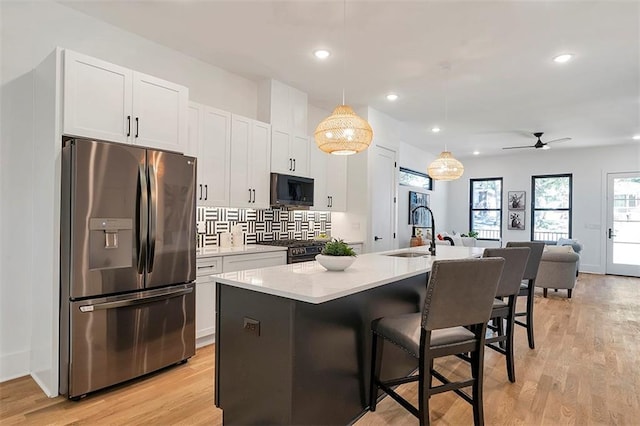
[535,246,579,298]
[553,238,583,275]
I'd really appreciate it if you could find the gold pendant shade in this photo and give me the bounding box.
[427,151,464,181]
[314,105,373,155]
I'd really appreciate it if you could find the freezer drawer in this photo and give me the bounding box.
[63,283,195,398]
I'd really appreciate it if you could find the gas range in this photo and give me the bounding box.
[258,239,326,264]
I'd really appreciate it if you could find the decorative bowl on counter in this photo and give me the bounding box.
[315,254,356,271]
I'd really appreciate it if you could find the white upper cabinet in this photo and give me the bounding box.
[131,72,188,152]
[63,50,132,144]
[229,115,271,209]
[271,130,309,177]
[63,49,188,153]
[310,145,347,212]
[258,79,310,177]
[189,102,231,207]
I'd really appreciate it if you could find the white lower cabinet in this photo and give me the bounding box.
[222,251,287,273]
[195,257,222,347]
[195,251,286,347]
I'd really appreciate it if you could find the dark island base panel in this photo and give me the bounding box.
[215,274,428,425]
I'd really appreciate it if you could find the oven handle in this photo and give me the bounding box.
[79,288,193,312]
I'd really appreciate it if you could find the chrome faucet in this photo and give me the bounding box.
[411,205,436,256]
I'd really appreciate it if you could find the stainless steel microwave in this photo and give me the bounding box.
[270,173,314,209]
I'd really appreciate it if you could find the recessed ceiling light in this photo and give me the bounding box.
[633,134,640,140]
[431,127,441,133]
[313,49,330,60]
[473,151,480,155]
[553,54,573,63]
[386,93,398,101]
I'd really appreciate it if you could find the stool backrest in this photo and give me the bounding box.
[422,258,504,331]
[505,241,545,280]
[483,247,530,298]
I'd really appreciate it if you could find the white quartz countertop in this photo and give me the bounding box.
[213,245,484,304]
[196,244,287,258]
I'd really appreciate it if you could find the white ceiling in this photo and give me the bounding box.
[60,0,640,158]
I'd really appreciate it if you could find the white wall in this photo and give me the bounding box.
[446,144,640,273]
[0,0,260,389]
[397,142,449,248]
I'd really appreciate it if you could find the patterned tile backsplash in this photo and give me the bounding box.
[196,207,331,248]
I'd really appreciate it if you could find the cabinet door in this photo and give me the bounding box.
[186,102,201,158]
[291,134,310,177]
[200,106,231,206]
[271,128,292,174]
[326,155,348,211]
[270,80,291,130]
[63,50,132,143]
[290,87,308,135]
[195,277,216,342]
[229,115,252,208]
[250,121,272,209]
[132,71,188,152]
[309,143,329,210]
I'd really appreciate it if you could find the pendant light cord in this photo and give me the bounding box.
[342,0,346,106]
[443,63,451,151]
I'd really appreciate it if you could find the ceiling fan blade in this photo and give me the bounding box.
[545,137,572,144]
[502,145,535,150]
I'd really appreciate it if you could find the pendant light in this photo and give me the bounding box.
[314,0,373,155]
[427,64,464,181]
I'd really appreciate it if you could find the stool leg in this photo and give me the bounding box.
[568,289,572,299]
[471,332,485,426]
[506,301,516,383]
[526,280,535,349]
[543,288,548,298]
[418,354,432,426]
[369,333,382,411]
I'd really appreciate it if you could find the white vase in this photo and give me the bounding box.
[315,254,356,271]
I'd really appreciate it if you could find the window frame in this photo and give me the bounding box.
[469,177,503,241]
[531,173,573,242]
[399,167,433,191]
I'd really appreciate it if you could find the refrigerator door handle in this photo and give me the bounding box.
[148,164,158,273]
[137,164,148,274]
[79,287,193,312]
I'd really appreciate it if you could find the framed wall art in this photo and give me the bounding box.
[408,191,430,226]
[508,211,526,230]
[508,191,526,210]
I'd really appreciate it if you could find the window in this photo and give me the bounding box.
[531,174,572,242]
[399,167,433,190]
[469,178,502,240]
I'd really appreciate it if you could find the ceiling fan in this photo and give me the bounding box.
[502,132,572,150]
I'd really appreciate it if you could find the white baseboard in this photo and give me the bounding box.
[0,349,30,383]
[196,334,215,349]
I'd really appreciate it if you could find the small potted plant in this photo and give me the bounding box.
[315,238,357,271]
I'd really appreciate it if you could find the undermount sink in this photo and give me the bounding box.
[385,252,427,258]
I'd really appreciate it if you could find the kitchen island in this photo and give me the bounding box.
[213,245,483,425]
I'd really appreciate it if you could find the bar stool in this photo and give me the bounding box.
[369,258,505,426]
[505,241,545,349]
[482,247,529,382]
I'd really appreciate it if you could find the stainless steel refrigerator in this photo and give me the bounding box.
[60,138,196,399]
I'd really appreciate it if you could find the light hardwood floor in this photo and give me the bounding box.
[2,273,639,425]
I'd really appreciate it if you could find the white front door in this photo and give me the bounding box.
[606,172,640,277]
[371,146,397,252]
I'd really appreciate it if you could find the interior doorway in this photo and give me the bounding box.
[606,172,640,277]
[371,146,397,253]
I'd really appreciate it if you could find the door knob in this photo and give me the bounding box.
[374,236,383,241]
[608,228,616,239]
